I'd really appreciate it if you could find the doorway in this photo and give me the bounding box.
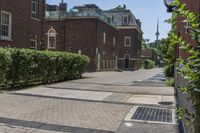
[124,54,130,69]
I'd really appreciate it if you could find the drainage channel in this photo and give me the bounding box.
[124,106,177,125]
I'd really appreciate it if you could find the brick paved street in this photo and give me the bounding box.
[0,68,179,133]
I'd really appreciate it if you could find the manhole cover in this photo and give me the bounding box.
[158,101,173,105]
[131,106,172,123]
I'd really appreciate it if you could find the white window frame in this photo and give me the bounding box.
[1,11,12,40]
[31,0,39,19]
[30,39,37,49]
[78,50,82,54]
[124,36,131,46]
[103,32,106,44]
[113,37,116,47]
[47,27,57,49]
[123,15,129,24]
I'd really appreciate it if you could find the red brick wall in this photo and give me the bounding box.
[96,19,119,71]
[176,0,200,58]
[117,28,142,70]
[0,0,45,49]
[44,18,119,72]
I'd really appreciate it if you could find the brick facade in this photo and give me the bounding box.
[44,18,119,72]
[117,28,142,71]
[141,48,157,62]
[0,0,45,49]
[0,1,142,72]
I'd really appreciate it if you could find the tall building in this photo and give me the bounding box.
[155,18,160,45]
[103,5,143,70]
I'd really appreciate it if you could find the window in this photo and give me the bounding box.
[103,60,105,69]
[31,0,39,18]
[103,50,105,55]
[113,37,116,47]
[1,11,12,40]
[123,15,129,24]
[103,32,106,44]
[110,60,112,68]
[47,27,57,49]
[124,36,131,46]
[30,39,37,49]
[107,16,113,24]
[78,50,82,54]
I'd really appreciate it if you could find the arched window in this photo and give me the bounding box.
[47,27,57,49]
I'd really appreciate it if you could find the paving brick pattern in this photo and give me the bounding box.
[0,94,132,133]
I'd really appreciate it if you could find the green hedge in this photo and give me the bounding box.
[142,59,155,69]
[0,48,90,89]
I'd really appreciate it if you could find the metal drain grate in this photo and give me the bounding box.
[131,107,172,123]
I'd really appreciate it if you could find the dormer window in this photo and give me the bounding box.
[123,15,129,24]
[107,16,113,24]
[31,0,39,18]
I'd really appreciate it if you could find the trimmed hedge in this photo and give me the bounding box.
[0,48,90,89]
[142,59,155,69]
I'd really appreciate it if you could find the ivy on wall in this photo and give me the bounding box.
[165,0,200,132]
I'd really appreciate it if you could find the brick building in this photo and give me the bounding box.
[103,6,142,70]
[141,48,157,62]
[0,0,45,49]
[0,1,142,72]
[45,3,142,71]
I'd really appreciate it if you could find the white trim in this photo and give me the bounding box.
[47,27,57,49]
[103,32,106,44]
[123,15,129,24]
[31,0,39,18]
[30,39,37,49]
[1,10,12,40]
[113,36,116,47]
[116,25,143,34]
[124,36,131,46]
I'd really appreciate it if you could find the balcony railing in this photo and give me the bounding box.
[45,11,117,27]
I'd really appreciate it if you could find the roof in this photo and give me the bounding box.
[73,4,100,10]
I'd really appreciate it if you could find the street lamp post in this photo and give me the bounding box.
[164,0,175,12]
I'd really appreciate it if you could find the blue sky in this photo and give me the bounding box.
[47,0,172,42]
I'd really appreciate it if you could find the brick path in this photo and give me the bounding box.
[0,94,132,133]
[0,68,179,133]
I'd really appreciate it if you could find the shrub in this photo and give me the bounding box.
[165,78,174,87]
[0,48,90,89]
[142,59,155,69]
[164,64,174,78]
[0,48,12,85]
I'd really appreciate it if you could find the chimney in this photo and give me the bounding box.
[59,0,67,19]
[123,4,126,9]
